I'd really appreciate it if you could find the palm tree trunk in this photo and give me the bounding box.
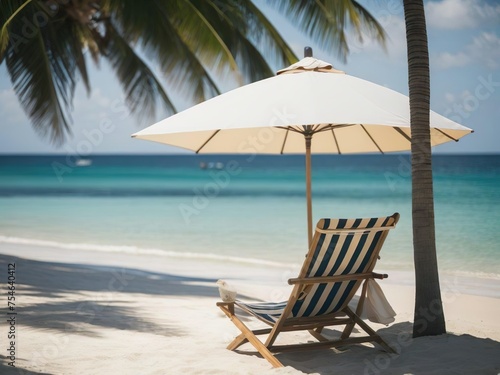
[403,0,446,337]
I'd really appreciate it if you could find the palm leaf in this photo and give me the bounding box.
[103,20,176,119]
[177,0,239,72]
[105,0,222,102]
[0,0,33,58]
[268,0,386,62]
[1,0,387,144]
[192,1,274,83]
[5,1,75,143]
[239,0,298,67]
[70,22,96,94]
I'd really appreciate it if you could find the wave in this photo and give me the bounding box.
[439,269,500,281]
[2,235,498,283]
[0,235,298,269]
[378,260,500,281]
[0,186,406,198]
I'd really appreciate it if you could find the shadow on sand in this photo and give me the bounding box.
[0,354,52,375]
[270,321,500,374]
[1,254,499,374]
[0,254,231,374]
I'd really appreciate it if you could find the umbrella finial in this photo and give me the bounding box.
[304,47,313,58]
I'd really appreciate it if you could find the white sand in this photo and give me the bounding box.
[1,243,499,375]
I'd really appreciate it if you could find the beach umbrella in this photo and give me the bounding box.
[132,49,473,247]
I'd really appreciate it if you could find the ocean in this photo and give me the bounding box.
[1,154,499,282]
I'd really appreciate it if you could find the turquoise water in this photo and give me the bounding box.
[0,154,499,279]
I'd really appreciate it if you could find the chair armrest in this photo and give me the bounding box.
[288,272,388,285]
[216,301,235,315]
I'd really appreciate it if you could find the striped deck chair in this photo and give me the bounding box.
[217,213,400,368]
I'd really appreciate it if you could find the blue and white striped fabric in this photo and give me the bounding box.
[236,215,395,325]
[235,301,288,324]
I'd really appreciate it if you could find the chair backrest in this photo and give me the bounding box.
[289,213,399,318]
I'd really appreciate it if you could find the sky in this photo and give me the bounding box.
[0,0,499,154]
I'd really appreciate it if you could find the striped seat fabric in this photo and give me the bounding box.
[235,301,287,324]
[235,215,396,325]
[217,213,399,368]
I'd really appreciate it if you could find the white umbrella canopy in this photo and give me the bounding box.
[133,55,473,245]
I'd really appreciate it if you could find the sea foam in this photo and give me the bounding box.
[0,235,298,269]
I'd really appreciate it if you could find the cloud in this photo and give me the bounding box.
[426,0,500,30]
[434,32,500,69]
[434,51,470,69]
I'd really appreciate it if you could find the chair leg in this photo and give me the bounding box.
[227,328,273,350]
[227,333,248,350]
[342,279,368,340]
[308,327,329,342]
[217,303,284,368]
[344,307,396,354]
[340,322,355,340]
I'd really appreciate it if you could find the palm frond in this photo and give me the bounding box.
[1,0,387,144]
[164,0,243,87]
[5,1,76,143]
[103,20,176,119]
[105,0,221,102]
[351,0,387,51]
[186,0,298,80]
[186,1,272,84]
[177,0,238,72]
[70,22,97,94]
[201,1,275,82]
[268,0,386,62]
[173,0,289,84]
[0,0,33,58]
[239,0,298,67]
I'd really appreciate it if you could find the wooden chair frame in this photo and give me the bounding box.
[217,213,400,368]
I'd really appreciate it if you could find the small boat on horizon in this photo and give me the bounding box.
[75,159,92,167]
[199,161,224,170]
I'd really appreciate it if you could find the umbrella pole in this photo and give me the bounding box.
[305,134,313,248]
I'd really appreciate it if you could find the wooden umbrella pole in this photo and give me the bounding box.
[304,47,314,248]
[305,134,313,248]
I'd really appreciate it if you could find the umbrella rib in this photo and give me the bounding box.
[393,127,412,143]
[435,128,459,142]
[196,130,221,153]
[331,128,342,154]
[283,126,305,134]
[314,124,332,133]
[315,124,355,133]
[280,128,289,154]
[312,124,322,132]
[360,124,384,154]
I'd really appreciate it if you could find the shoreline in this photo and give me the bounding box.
[2,241,499,299]
[1,244,499,374]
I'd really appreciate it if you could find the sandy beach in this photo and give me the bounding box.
[0,243,499,375]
